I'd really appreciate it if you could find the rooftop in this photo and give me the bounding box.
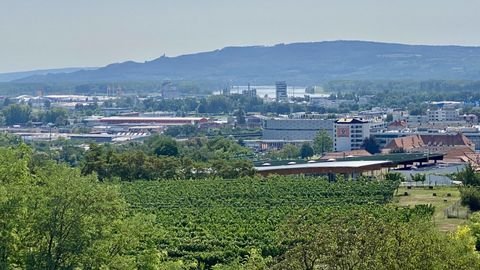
[256,160,392,172]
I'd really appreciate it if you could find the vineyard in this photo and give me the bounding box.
[121,176,399,267]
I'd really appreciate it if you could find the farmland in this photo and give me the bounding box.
[120,176,399,266]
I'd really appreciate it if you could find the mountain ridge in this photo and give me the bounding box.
[14,40,480,84]
[0,67,97,82]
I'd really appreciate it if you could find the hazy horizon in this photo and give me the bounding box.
[1,0,479,73]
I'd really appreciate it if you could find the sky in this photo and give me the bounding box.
[1,0,479,73]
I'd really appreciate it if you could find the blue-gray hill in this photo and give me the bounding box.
[15,41,480,84]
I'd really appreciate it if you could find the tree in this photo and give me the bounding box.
[150,135,179,157]
[279,144,300,159]
[0,146,161,269]
[456,163,480,186]
[362,135,381,154]
[275,208,480,270]
[235,108,246,125]
[313,130,333,155]
[41,108,68,126]
[3,104,31,125]
[300,143,314,159]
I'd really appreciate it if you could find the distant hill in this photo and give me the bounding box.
[0,67,97,82]
[14,41,480,84]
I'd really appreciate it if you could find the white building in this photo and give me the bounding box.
[428,108,460,122]
[334,118,370,151]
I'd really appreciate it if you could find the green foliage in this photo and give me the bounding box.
[164,125,198,138]
[274,208,480,270]
[460,187,480,211]
[457,164,480,212]
[80,140,255,181]
[312,130,333,155]
[148,135,179,157]
[385,172,405,182]
[2,104,31,125]
[362,135,381,154]
[411,173,427,182]
[456,163,480,186]
[0,146,161,269]
[40,107,68,126]
[299,143,314,159]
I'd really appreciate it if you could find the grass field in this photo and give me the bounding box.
[393,186,468,232]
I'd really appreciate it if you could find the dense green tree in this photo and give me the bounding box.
[3,104,32,125]
[300,143,314,159]
[457,163,480,186]
[0,146,161,269]
[149,135,179,157]
[362,135,381,154]
[313,130,333,155]
[164,125,198,138]
[235,108,246,125]
[41,107,68,126]
[81,143,111,180]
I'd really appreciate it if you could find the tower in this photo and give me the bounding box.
[275,81,287,102]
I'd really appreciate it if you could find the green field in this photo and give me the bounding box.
[120,176,398,267]
[393,186,468,231]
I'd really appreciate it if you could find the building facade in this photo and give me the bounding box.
[334,118,370,151]
[262,118,334,141]
[275,81,287,102]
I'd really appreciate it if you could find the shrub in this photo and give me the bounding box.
[460,187,480,211]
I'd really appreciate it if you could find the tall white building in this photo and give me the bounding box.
[275,81,288,102]
[334,118,370,151]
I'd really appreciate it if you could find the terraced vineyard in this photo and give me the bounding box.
[121,176,399,267]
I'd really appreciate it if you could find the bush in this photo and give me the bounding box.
[460,187,480,211]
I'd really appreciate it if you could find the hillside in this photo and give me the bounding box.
[0,67,97,82]
[15,41,480,84]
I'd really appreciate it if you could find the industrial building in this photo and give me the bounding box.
[262,118,334,141]
[85,116,208,126]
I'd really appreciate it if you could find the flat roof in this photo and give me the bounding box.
[98,117,206,121]
[256,160,391,172]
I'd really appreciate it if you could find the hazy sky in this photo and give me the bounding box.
[1,0,479,73]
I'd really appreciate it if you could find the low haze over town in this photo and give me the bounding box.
[2,1,480,269]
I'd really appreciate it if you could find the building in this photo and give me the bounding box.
[262,118,334,141]
[334,118,370,152]
[387,120,407,131]
[275,81,287,102]
[85,116,208,126]
[385,133,475,159]
[428,108,460,122]
[256,160,392,179]
[407,115,429,126]
[319,150,372,161]
[372,131,410,149]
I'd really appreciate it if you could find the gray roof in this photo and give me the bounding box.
[255,160,392,172]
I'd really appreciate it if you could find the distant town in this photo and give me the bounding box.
[1,80,479,178]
